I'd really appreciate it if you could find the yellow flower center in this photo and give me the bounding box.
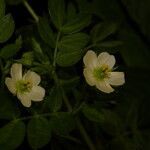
[16,80,32,94]
[93,65,110,81]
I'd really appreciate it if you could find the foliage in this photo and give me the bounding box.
[0,0,150,149]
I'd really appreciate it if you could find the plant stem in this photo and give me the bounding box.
[60,135,81,144]
[23,0,39,22]
[77,119,96,150]
[53,32,61,67]
[17,112,53,121]
[52,73,96,150]
[51,51,96,150]
[0,59,5,88]
[61,90,72,112]
[61,89,96,150]
[0,59,3,72]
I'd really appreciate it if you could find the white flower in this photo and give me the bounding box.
[5,63,45,107]
[83,50,125,93]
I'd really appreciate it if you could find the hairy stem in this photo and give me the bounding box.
[23,0,39,22]
[53,32,61,67]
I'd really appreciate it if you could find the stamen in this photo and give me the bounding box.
[16,80,32,94]
[93,65,110,81]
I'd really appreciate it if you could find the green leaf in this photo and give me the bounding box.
[50,112,75,135]
[30,38,47,62]
[121,0,150,42]
[110,136,136,150]
[0,90,20,120]
[83,104,123,135]
[56,49,83,67]
[89,0,124,20]
[5,0,23,5]
[142,129,150,150]
[0,120,25,150]
[0,14,15,43]
[0,36,22,59]
[61,13,91,34]
[100,110,123,136]
[58,33,89,51]
[37,17,55,48]
[118,26,150,68]
[60,76,80,90]
[96,40,123,48]
[91,22,118,43]
[48,0,65,29]
[19,51,34,66]
[82,104,105,123]
[67,2,76,21]
[76,0,94,14]
[46,86,62,112]
[56,33,89,67]
[27,117,51,149]
[0,0,5,18]
[31,38,43,55]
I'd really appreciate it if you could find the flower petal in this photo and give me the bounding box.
[24,71,41,86]
[17,93,31,107]
[83,50,98,69]
[96,80,114,93]
[5,78,16,95]
[108,72,125,86]
[30,86,45,101]
[98,52,115,69]
[11,63,22,81]
[83,68,96,86]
